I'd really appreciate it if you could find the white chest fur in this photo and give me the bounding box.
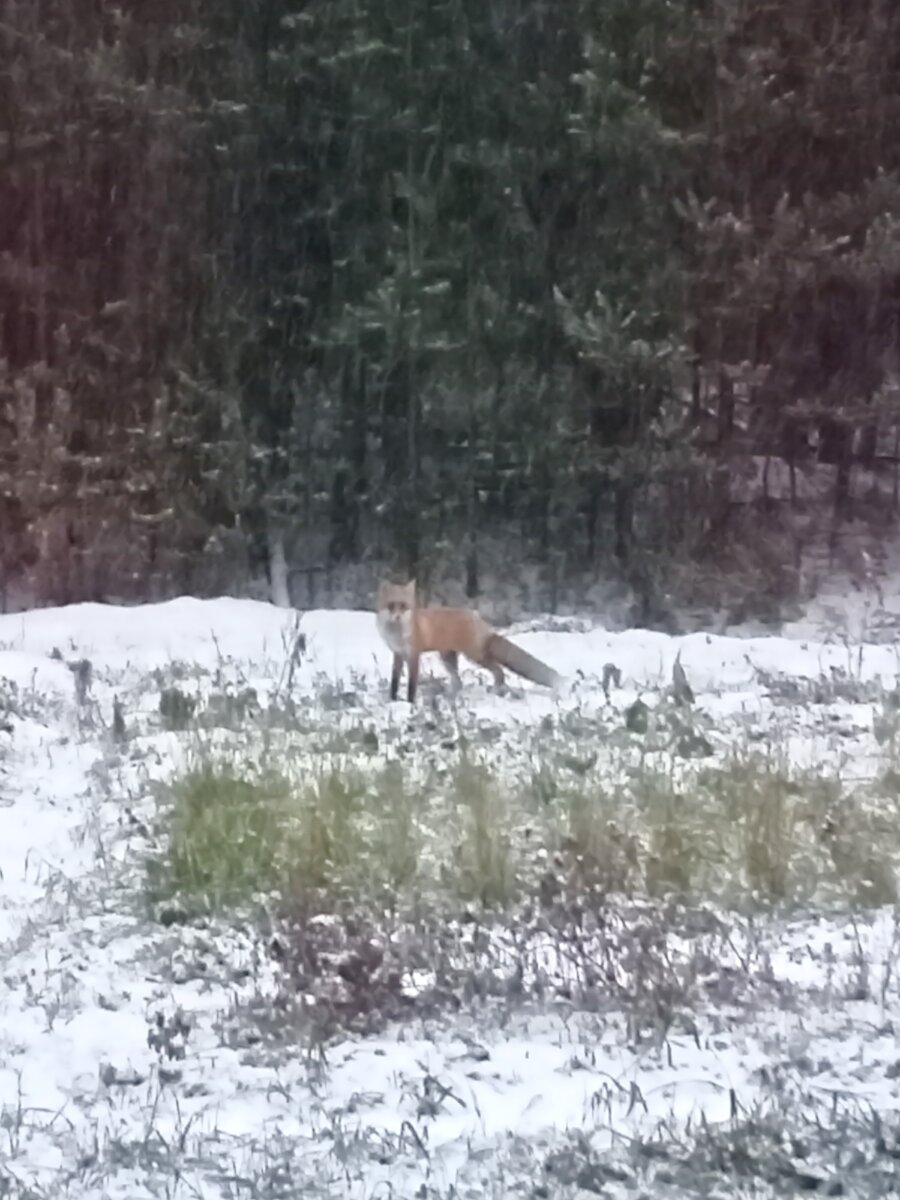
[376,610,413,658]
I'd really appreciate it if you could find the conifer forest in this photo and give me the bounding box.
[3,0,900,618]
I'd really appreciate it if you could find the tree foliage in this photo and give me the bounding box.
[2,0,899,615]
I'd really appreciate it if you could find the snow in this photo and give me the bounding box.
[0,593,898,1196]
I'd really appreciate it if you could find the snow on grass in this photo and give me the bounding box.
[0,596,899,1197]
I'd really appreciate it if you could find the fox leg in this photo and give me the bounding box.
[440,651,461,693]
[407,653,420,703]
[390,654,403,701]
[480,652,505,692]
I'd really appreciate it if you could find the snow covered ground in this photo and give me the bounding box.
[0,595,899,1197]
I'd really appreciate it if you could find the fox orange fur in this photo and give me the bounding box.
[376,580,561,703]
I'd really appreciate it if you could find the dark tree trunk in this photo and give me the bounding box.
[614,479,634,566]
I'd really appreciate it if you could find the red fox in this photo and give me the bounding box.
[376,580,561,702]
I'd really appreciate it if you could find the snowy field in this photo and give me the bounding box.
[1,595,900,1197]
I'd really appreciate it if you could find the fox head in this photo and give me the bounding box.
[377,579,416,635]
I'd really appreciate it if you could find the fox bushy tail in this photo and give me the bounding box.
[488,634,560,689]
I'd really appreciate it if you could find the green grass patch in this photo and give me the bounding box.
[146,763,299,911]
[147,738,900,924]
[625,752,895,907]
[147,755,429,917]
[450,758,518,908]
[537,748,899,910]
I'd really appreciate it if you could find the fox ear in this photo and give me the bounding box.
[406,580,416,599]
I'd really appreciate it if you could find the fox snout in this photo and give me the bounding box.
[377,606,411,656]
[383,610,409,633]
